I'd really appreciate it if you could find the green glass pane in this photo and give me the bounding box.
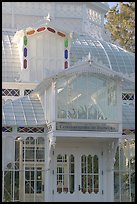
[24,36,27,46]
[64,38,68,48]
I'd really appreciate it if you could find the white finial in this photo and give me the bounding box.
[88,52,93,65]
[88,52,91,61]
[44,13,51,22]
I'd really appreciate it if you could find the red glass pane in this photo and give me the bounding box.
[64,61,68,69]
[37,27,46,32]
[47,27,56,33]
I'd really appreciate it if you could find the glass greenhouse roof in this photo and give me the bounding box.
[2,31,135,83]
[2,92,135,130]
[2,31,21,82]
[2,94,45,126]
[70,33,135,76]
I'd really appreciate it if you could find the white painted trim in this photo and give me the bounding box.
[52,130,121,138]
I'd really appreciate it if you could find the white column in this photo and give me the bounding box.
[117,79,123,132]
[44,136,51,202]
[51,80,56,130]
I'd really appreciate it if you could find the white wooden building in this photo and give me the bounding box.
[2,2,135,202]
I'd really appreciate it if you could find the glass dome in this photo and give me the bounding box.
[70,33,135,76]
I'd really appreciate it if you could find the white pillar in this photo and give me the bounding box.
[44,136,52,202]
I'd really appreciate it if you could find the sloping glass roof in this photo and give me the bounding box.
[70,33,135,76]
[2,94,45,126]
[2,31,21,82]
[122,104,135,130]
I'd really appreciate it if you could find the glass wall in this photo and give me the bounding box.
[114,136,135,202]
[56,72,118,121]
[3,136,45,202]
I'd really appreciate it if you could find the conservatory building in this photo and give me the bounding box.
[2,2,135,202]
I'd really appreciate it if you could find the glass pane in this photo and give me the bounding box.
[31,170,34,180]
[81,155,86,173]
[93,155,98,173]
[88,175,92,193]
[37,181,42,193]
[31,181,34,193]
[57,154,75,194]
[81,175,87,193]
[37,171,42,180]
[94,175,99,193]
[88,155,92,173]
[69,175,74,194]
[25,171,29,180]
[114,172,120,202]
[63,173,68,193]
[121,173,130,202]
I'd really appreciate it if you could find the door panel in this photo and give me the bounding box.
[54,144,104,202]
[23,165,44,202]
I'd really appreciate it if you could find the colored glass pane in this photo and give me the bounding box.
[27,30,35,35]
[47,27,56,33]
[65,38,68,48]
[24,36,27,46]
[37,27,46,32]
[57,31,66,37]
[65,50,68,59]
[64,61,68,69]
[24,47,27,57]
[24,59,27,69]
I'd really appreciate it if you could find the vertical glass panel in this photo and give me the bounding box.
[69,175,74,193]
[121,173,130,202]
[57,154,75,194]
[114,147,119,170]
[37,181,42,193]
[57,78,68,119]
[93,155,98,173]
[56,73,118,121]
[81,175,87,193]
[31,181,34,193]
[67,75,78,119]
[114,172,120,202]
[14,171,19,200]
[4,170,13,201]
[88,175,92,193]
[63,173,68,193]
[77,73,88,119]
[88,155,92,173]
[69,155,74,173]
[81,155,86,173]
[94,175,99,193]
